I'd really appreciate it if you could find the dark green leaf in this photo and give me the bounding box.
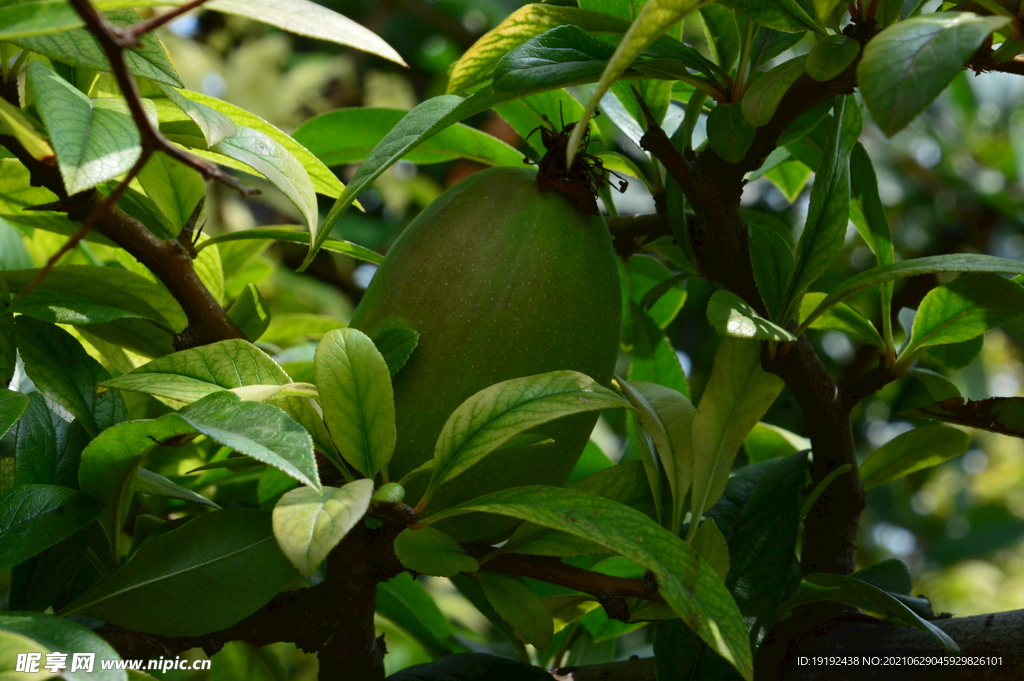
[799,292,883,347]
[367,318,420,378]
[474,572,553,649]
[0,611,126,681]
[393,526,479,577]
[707,102,755,163]
[227,283,271,342]
[723,0,821,33]
[387,653,551,681]
[15,316,125,438]
[377,573,468,657]
[742,56,808,128]
[860,425,971,489]
[0,389,29,441]
[858,12,1010,136]
[783,97,861,315]
[806,35,859,81]
[925,336,984,370]
[14,392,86,489]
[493,25,617,95]
[700,4,740,71]
[60,509,297,636]
[904,273,1024,356]
[0,484,101,573]
[749,224,794,320]
[197,227,382,265]
[764,158,812,202]
[4,266,173,326]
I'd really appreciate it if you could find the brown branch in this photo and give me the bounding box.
[67,0,255,196]
[479,553,664,605]
[121,0,212,45]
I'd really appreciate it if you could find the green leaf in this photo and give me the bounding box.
[858,12,1010,136]
[27,63,149,195]
[492,25,617,95]
[315,328,396,480]
[446,3,634,94]
[744,422,809,463]
[293,108,522,167]
[211,126,318,235]
[0,96,53,162]
[261,313,346,346]
[227,283,271,342]
[627,324,690,399]
[388,654,552,681]
[13,392,86,489]
[0,1,82,40]
[0,389,30,441]
[707,290,796,341]
[0,628,51,681]
[425,486,754,681]
[904,273,1024,356]
[627,255,687,328]
[4,266,173,326]
[723,0,823,33]
[0,484,101,573]
[799,292,884,347]
[783,573,959,650]
[100,338,299,403]
[136,154,205,239]
[0,612,126,681]
[197,0,404,64]
[690,338,784,524]
[749,224,795,321]
[366,318,420,378]
[859,425,971,489]
[135,467,220,509]
[13,9,180,86]
[706,101,755,163]
[764,158,812,202]
[423,371,629,503]
[171,89,342,199]
[179,391,320,492]
[617,379,694,532]
[691,517,730,581]
[15,316,125,438]
[700,4,740,71]
[742,56,808,128]
[376,573,469,657]
[571,0,713,162]
[474,572,553,649]
[926,335,983,370]
[800,254,1024,333]
[0,301,14,388]
[910,396,1024,437]
[272,479,374,578]
[156,84,236,148]
[393,526,479,577]
[783,96,861,316]
[78,414,196,545]
[197,226,382,265]
[806,35,860,82]
[60,508,297,636]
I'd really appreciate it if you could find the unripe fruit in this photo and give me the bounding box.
[350,166,621,542]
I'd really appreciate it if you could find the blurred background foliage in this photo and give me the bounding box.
[6,0,1024,676]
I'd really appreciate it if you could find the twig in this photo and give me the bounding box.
[121,0,211,45]
[67,0,256,197]
[14,150,152,302]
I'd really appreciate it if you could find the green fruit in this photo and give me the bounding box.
[350,166,621,542]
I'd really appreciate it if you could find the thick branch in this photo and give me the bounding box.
[480,553,663,605]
